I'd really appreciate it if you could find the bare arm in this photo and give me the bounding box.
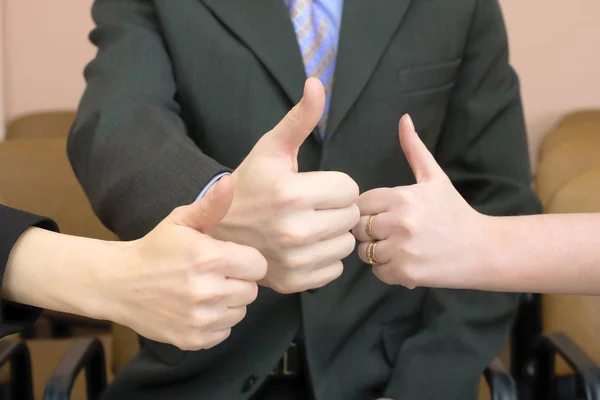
[354,115,600,297]
[3,227,119,320]
[481,213,600,295]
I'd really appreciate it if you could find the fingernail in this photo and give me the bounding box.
[403,114,415,131]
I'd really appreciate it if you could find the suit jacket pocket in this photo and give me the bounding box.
[397,58,462,96]
[381,322,420,367]
[142,337,189,365]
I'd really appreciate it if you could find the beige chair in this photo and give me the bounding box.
[6,111,75,140]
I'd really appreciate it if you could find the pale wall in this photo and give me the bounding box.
[1,0,600,162]
[502,0,600,164]
[0,0,95,138]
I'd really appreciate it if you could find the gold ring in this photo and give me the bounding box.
[366,241,380,265]
[365,215,378,241]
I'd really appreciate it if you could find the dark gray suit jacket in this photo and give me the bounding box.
[68,0,541,398]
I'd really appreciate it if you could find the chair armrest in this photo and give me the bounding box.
[0,340,33,400]
[43,337,107,400]
[484,357,518,400]
[534,332,600,400]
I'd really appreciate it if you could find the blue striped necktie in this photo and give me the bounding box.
[287,0,338,136]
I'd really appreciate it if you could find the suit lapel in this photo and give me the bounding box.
[200,0,306,106]
[326,0,413,141]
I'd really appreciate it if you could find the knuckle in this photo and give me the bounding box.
[344,205,361,232]
[205,329,232,349]
[340,173,360,200]
[247,248,268,280]
[177,335,200,351]
[387,260,419,289]
[398,241,419,261]
[194,248,227,272]
[340,233,357,258]
[256,259,268,280]
[407,245,423,260]
[394,187,416,204]
[168,205,186,220]
[329,172,360,203]
[233,306,248,325]
[273,183,306,209]
[270,277,297,294]
[278,227,311,248]
[245,283,260,304]
[174,340,190,351]
[188,284,221,304]
[281,253,306,270]
[389,213,416,235]
[402,217,417,235]
[388,212,405,230]
[314,262,343,289]
[187,338,209,351]
[402,274,418,290]
[328,261,344,281]
[401,269,417,289]
[188,310,211,329]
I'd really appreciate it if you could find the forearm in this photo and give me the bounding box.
[473,214,600,295]
[3,227,122,320]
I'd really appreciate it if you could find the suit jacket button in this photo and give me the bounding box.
[242,374,259,393]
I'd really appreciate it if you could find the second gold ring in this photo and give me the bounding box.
[366,241,380,265]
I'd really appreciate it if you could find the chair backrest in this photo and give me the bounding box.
[0,138,116,240]
[535,110,600,375]
[6,111,75,140]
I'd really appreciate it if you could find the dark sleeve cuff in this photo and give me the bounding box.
[0,204,59,337]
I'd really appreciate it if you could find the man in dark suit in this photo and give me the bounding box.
[68,0,541,398]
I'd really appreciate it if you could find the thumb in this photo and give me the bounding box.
[167,175,234,233]
[399,114,446,183]
[260,77,325,160]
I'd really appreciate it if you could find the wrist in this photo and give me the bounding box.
[465,213,505,291]
[83,240,132,323]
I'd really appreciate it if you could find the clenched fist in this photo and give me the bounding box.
[210,78,360,294]
[353,115,488,289]
[105,176,268,350]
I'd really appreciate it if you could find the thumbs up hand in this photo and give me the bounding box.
[352,115,487,289]
[102,176,268,351]
[209,78,360,294]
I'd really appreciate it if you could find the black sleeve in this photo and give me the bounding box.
[0,204,59,337]
[67,0,230,241]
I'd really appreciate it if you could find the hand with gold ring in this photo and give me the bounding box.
[352,114,490,289]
